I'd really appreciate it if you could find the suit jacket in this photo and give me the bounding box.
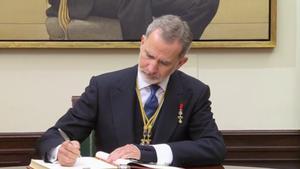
[47,0,94,19]
[46,0,219,40]
[38,65,225,167]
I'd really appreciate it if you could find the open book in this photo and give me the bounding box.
[30,151,181,169]
[95,151,182,169]
[29,157,116,169]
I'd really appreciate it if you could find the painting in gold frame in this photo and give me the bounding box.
[0,0,276,49]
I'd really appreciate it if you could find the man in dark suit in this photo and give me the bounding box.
[39,15,226,167]
[46,0,219,40]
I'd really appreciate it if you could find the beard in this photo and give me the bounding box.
[138,67,162,84]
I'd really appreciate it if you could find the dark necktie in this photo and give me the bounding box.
[144,84,160,118]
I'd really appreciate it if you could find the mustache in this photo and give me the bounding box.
[140,70,159,79]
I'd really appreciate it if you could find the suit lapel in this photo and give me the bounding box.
[110,67,137,146]
[152,72,191,143]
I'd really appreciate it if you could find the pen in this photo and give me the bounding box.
[58,128,82,157]
[58,128,70,141]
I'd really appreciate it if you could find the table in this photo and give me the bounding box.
[0,165,277,169]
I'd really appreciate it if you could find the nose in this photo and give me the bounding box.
[148,60,159,74]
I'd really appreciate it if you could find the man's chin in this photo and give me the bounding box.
[144,77,160,84]
[139,70,161,84]
[142,75,161,84]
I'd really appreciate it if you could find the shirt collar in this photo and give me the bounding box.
[137,69,169,91]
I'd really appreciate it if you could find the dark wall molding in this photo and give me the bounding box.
[222,130,300,168]
[0,130,299,167]
[0,132,42,167]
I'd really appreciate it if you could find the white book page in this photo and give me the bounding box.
[31,157,116,169]
[95,151,183,169]
[95,151,133,166]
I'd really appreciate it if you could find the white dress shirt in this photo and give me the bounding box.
[137,69,173,166]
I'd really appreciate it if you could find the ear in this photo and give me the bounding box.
[141,35,146,45]
[176,56,188,69]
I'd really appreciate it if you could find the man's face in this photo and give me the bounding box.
[138,29,188,84]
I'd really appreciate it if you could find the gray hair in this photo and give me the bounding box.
[145,15,193,57]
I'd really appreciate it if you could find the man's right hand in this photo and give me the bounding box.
[57,140,81,166]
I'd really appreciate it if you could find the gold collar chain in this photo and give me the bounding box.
[135,83,165,145]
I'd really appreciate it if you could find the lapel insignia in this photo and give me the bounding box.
[177,103,184,124]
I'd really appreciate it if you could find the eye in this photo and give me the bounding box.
[147,54,155,59]
[159,60,171,66]
[145,51,155,59]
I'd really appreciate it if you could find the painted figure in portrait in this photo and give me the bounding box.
[45,0,219,40]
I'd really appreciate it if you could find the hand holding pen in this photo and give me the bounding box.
[57,128,81,166]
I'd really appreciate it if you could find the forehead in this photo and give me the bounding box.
[143,30,182,59]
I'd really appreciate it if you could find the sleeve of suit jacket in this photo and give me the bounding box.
[38,76,99,161]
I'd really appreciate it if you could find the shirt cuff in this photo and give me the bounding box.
[47,145,61,163]
[152,144,173,165]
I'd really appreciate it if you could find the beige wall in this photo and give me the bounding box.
[0,0,299,132]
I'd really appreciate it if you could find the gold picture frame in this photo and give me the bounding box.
[0,0,276,49]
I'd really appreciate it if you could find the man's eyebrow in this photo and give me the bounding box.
[145,48,172,64]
